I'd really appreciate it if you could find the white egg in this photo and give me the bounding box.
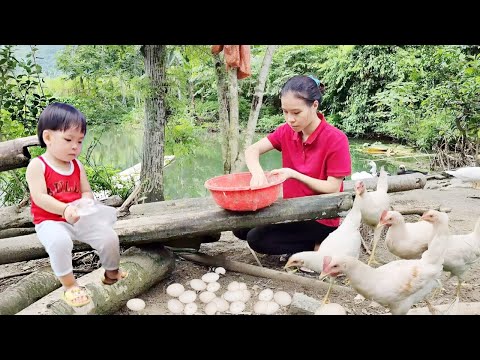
[227,281,240,292]
[184,302,198,315]
[166,283,185,297]
[258,288,274,301]
[178,290,197,304]
[206,282,221,293]
[199,291,216,304]
[204,301,218,315]
[126,298,146,312]
[314,303,347,315]
[167,298,184,314]
[237,282,247,290]
[214,267,226,275]
[229,301,245,314]
[273,291,292,306]
[190,279,207,291]
[211,297,229,312]
[265,301,280,314]
[201,272,220,283]
[240,289,251,303]
[254,300,268,314]
[223,290,243,302]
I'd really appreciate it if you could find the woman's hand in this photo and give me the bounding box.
[270,168,297,181]
[64,205,80,224]
[250,171,269,189]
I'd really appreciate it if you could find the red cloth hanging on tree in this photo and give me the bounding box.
[211,45,251,79]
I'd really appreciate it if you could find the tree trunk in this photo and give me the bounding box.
[0,204,31,230]
[17,246,175,315]
[226,68,240,174]
[0,195,123,231]
[0,168,427,264]
[0,192,354,265]
[0,266,61,315]
[0,136,39,172]
[232,45,278,172]
[140,45,167,203]
[0,173,427,235]
[0,227,34,239]
[213,53,230,174]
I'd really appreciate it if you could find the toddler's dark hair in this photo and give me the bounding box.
[280,75,326,106]
[37,102,87,148]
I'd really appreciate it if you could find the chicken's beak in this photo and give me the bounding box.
[376,221,385,229]
[285,259,301,270]
[319,272,329,281]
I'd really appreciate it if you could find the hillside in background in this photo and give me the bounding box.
[14,45,65,76]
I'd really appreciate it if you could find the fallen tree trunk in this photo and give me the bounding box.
[343,173,427,193]
[0,195,124,231]
[0,227,34,239]
[0,204,31,230]
[17,245,175,315]
[129,173,427,217]
[0,266,61,315]
[0,192,353,264]
[180,253,354,296]
[0,136,39,172]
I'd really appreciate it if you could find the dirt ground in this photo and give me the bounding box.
[1,178,479,315]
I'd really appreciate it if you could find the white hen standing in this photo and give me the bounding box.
[285,199,363,303]
[377,210,435,259]
[434,215,480,301]
[445,166,480,189]
[355,167,390,265]
[320,210,448,315]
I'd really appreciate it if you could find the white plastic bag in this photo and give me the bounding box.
[69,198,117,228]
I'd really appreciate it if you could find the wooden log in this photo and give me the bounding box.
[0,173,426,231]
[180,253,354,296]
[17,245,175,315]
[0,227,35,239]
[344,173,427,193]
[129,173,427,217]
[0,204,31,230]
[0,266,61,315]
[0,192,353,264]
[0,136,39,172]
[0,195,123,231]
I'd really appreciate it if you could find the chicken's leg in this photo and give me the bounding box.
[322,277,335,304]
[367,226,383,266]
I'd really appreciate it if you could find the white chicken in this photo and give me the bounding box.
[284,199,363,303]
[445,166,480,189]
[437,215,480,301]
[354,167,390,265]
[320,210,449,315]
[377,210,435,259]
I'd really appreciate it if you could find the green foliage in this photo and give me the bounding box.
[165,112,200,156]
[0,168,28,206]
[372,46,480,151]
[0,45,54,139]
[256,114,284,133]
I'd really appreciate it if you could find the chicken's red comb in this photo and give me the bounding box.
[323,255,332,270]
[380,209,388,221]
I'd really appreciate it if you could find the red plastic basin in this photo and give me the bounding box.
[204,172,284,211]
